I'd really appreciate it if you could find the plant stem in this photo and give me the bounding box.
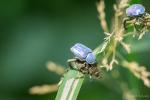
[55,68,84,100]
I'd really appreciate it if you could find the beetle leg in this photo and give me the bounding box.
[123,18,128,30]
[134,23,142,33]
[143,13,150,19]
[67,58,77,62]
[135,18,147,33]
[67,58,78,70]
[123,18,132,30]
[78,62,88,74]
[124,17,137,30]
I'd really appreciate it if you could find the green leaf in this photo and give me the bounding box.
[130,0,141,4]
[55,69,84,100]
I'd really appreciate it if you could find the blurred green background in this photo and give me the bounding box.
[0,0,150,100]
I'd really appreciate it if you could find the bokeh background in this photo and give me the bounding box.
[0,0,150,100]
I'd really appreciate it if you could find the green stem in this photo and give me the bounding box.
[55,68,84,100]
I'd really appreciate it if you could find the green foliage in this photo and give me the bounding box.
[130,0,141,4]
[0,0,150,100]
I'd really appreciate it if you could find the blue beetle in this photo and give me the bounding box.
[70,43,96,64]
[123,4,150,32]
[126,4,145,17]
[68,43,101,78]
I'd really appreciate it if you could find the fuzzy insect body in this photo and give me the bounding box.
[123,4,150,35]
[68,43,102,78]
[126,4,145,17]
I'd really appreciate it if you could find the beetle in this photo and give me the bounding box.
[123,4,150,32]
[68,43,102,78]
[70,43,96,64]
